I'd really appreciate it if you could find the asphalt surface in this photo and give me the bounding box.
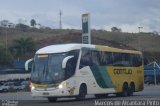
[0,85,160,106]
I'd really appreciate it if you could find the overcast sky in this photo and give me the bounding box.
[0,0,160,33]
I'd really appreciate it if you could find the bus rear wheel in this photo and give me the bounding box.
[121,83,129,97]
[76,84,87,101]
[128,83,135,96]
[47,97,57,102]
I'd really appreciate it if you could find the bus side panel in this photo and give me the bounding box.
[76,66,144,94]
[76,66,116,95]
[90,66,115,88]
[137,66,144,91]
[106,66,144,93]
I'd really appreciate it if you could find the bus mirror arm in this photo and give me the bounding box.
[62,56,74,69]
[25,58,33,71]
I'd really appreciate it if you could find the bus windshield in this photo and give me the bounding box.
[31,53,67,84]
[31,50,79,84]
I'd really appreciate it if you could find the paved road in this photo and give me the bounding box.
[0,85,160,106]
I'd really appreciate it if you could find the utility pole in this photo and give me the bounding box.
[59,10,62,29]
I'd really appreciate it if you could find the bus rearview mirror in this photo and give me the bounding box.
[25,58,33,71]
[62,56,74,69]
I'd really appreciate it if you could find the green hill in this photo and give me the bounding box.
[0,27,160,64]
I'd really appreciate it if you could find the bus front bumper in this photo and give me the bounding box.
[31,88,75,97]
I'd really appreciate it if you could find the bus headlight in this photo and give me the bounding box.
[58,84,63,89]
[58,82,67,89]
[31,86,35,90]
[30,83,35,90]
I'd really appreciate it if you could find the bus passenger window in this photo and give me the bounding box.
[91,51,100,66]
[106,52,113,65]
[131,54,142,67]
[80,49,94,68]
[99,51,108,65]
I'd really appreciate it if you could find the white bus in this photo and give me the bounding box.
[28,43,144,102]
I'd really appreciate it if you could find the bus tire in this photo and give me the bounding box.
[95,94,108,98]
[47,97,57,102]
[76,84,87,101]
[121,83,128,97]
[128,83,135,96]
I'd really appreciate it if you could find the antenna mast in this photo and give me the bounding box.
[59,10,62,29]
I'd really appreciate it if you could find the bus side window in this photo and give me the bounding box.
[65,58,75,79]
[66,50,80,78]
[130,54,134,67]
[122,53,131,67]
[132,54,142,67]
[136,54,143,66]
[99,51,108,65]
[80,49,92,69]
[104,52,113,66]
[91,51,100,66]
[111,52,123,66]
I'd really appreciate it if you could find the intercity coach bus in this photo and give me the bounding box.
[27,43,144,102]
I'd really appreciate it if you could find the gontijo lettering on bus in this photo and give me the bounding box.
[113,68,132,74]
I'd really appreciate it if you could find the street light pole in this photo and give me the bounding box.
[5,27,8,54]
[138,27,143,50]
[154,62,157,85]
[138,27,143,33]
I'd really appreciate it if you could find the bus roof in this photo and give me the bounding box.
[36,43,95,54]
[96,45,142,54]
[36,43,142,54]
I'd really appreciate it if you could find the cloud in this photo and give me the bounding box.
[0,0,160,33]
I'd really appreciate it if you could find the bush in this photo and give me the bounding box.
[15,24,29,32]
[0,49,14,66]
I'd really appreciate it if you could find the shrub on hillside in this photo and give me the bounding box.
[15,24,29,32]
[0,48,14,66]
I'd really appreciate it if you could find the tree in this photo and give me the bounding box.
[12,37,36,57]
[0,43,3,49]
[111,27,122,32]
[30,19,36,27]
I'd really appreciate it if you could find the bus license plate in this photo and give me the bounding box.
[43,92,49,96]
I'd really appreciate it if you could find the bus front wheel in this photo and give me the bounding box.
[76,84,87,100]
